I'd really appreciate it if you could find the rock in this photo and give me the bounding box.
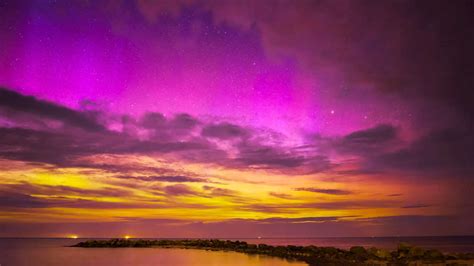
[457,253,474,260]
[445,254,458,260]
[368,247,391,260]
[423,249,445,260]
[350,246,369,261]
[397,242,412,254]
[408,246,425,258]
[350,246,366,254]
[320,246,339,255]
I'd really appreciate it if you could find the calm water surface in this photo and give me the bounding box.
[1,237,473,266]
[245,236,474,253]
[0,238,305,266]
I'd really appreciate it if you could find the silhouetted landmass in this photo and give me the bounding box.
[72,239,474,265]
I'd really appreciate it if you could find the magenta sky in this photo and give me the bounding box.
[0,0,473,237]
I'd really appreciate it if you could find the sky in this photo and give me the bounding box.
[0,0,473,238]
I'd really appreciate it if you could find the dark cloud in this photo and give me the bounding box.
[387,193,402,197]
[0,191,50,208]
[148,175,208,183]
[268,192,294,200]
[139,112,200,140]
[2,182,134,199]
[0,190,155,209]
[74,162,179,175]
[295,187,352,195]
[0,88,104,131]
[201,122,249,140]
[202,185,236,197]
[0,88,335,176]
[247,216,346,224]
[0,182,223,210]
[402,204,431,209]
[240,199,395,214]
[140,112,167,129]
[233,140,331,174]
[1,88,472,185]
[117,175,208,183]
[236,141,303,168]
[373,127,474,178]
[194,0,474,126]
[168,113,200,135]
[335,124,398,155]
[163,184,197,196]
[327,124,474,183]
[0,124,211,167]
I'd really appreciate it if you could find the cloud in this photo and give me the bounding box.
[169,113,200,130]
[402,204,431,209]
[201,0,474,122]
[0,190,154,209]
[164,184,198,196]
[202,185,236,197]
[138,112,194,141]
[325,124,474,183]
[336,124,398,155]
[243,216,346,224]
[295,187,352,195]
[372,127,474,177]
[117,175,208,183]
[233,139,332,174]
[0,90,250,175]
[268,192,294,199]
[0,88,104,131]
[1,214,471,238]
[0,191,51,208]
[1,88,471,186]
[140,112,167,129]
[0,126,202,166]
[0,88,334,176]
[2,182,134,199]
[387,193,402,197]
[201,122,249,140]
[241,199,396,214]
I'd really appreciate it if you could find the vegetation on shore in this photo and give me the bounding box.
[72,239,474,265]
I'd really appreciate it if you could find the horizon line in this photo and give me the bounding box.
[1,235,473,239]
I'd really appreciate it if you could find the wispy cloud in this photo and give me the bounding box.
[295,187,352,195]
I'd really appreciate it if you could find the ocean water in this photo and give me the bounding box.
[0,238,304,266]
[244,236,474,253]
[0,237,473,266]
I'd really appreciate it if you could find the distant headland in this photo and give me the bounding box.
[72,239,474,265]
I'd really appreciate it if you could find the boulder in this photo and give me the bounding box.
[368,247,391,260]
[350,246,369,261]
[397,242,412,254]
[408,246,425,258]
[423,249,444,261]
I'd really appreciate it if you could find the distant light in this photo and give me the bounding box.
[69,235,78,239]
[330,110,335,114]
[124,235,131,239]
[257,236,262,239]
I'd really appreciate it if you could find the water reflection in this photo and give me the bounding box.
[0,239,306,266]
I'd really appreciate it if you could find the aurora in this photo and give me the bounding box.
[0,0,472,239]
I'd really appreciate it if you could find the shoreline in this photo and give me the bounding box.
[72,239,474,265]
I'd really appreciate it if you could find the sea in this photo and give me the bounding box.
[0,236,473,266]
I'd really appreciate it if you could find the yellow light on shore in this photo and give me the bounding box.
[124,235,131,239]
[69,235,78,239]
